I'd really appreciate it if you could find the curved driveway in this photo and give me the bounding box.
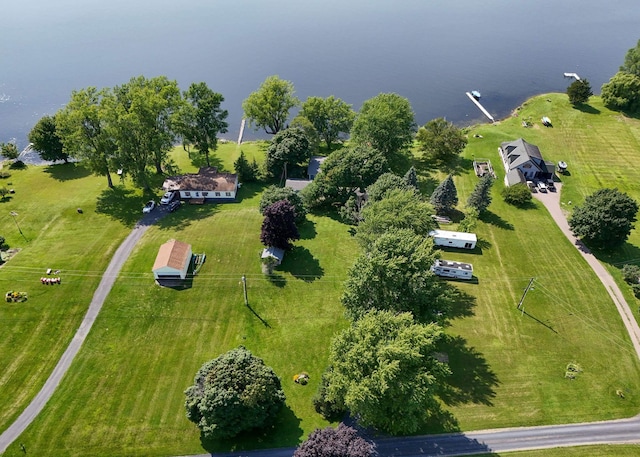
[0,210,164,453]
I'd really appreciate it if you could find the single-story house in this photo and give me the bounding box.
[152,239,192,280]
[499,138,555,186]
[162,167,239,201]
[308,156,327,180]
[261,246,285,265]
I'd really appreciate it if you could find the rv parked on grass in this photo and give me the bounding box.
[431,259,474,280]
[429,229,477,250]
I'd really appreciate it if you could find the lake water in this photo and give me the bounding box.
[1,0,639,150]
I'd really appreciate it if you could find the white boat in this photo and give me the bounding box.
[471,90,481,99]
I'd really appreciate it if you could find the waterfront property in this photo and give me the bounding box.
[162,167,239,202]
[499,138,555,186]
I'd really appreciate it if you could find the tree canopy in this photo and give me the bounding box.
[301,144,388,208]
[502,183,532,207]
[259,185,307,223]
[467,175,494,213]
[242,75,299,134]
[260,200,301,250]
[356,188,435,249]
[233,150,260,182]
[365,172,413,203]
[601,71,640,112]
[176,82,228,167]
[404,166,419,190]
[265,127,311,179]
[184,346,285,440]
[621,38,640,77]
[301,96,356,151]
[350,93,416,157]
[0,142,19,161]
[293,423,375,457]
[28,115,68,163]
[568,188,638,249]
[342,229,452,323]
[416,117,467,161]
[430,175,458,215]
[323,310,450,435]
[566,79,593,105]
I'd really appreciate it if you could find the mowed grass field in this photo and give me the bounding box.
[2,95,640,456]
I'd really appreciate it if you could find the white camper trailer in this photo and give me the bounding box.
[430,259,474,280]
[429,229,477,250]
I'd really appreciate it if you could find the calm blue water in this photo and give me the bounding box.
[1,0,639,149]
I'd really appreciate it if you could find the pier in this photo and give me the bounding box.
[563,72,581,81]
[237,118,246,145]
[465,92,495,123]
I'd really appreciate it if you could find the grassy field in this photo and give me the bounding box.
[2,95,640,456]
[485,444,640,456]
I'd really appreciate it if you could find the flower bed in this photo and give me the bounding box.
[6,291,27,302]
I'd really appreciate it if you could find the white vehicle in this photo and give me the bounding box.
[431,259,474,280]
[160,191,176,205]
[429,230,477,250]
[142,200,156,213]
[537,181,548,192]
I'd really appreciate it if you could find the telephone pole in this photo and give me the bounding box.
[517,277,535,310]
[241,275,248,306]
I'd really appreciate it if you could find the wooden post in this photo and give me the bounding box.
[241,275,248,306]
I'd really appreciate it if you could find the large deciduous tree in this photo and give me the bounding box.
[416,117,467,161]
[601,71,640,112]
[356,188,435,249]
[184,346,285,440]
[301,145,388,208]
[259,185,307,223]
[176,82,228,167]
[260,200,300,250]
[621,38,640,77]
[566,79,593,105]
[430,174,458,215]
[323,310,450,435]
[342,229,452,323]
[108,75,182,188]
[301,96,356,151]
[28,115,68,163]
[265,127,311,179]
[365,172,413,203]
[569,188,638,249]
[293,423,375,457]
[351,93,416,157]
[467,175,494,213]
[242,75,299,135]
[56,87,118,188]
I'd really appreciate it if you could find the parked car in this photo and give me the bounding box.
[546,179,556,190]
[160,191,177,205]
[536,181,548,192]
[167,200,180,212]
[142,200,156,213]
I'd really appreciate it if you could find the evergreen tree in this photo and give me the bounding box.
[233,150,259,182]
[467,175,494,213]
[404,166,419,190]
[430,174,458,215]
[567,79,593,105]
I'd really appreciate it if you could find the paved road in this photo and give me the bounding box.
[533,184,640,360]
[0,209,165,454]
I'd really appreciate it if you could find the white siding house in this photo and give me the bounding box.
[429,230,477,249]
[152,239,192,280]
[162,167,239,202]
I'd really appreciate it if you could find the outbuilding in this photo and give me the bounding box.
[261,246,285,265]
[429,229,477,250]
[431,259,474,280]
[152,239,193,280]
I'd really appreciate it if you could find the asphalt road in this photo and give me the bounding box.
[0,209,165,454]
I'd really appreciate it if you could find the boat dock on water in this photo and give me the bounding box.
[465,91,494,123]
[563,72,581,81]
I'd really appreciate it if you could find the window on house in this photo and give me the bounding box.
[184,191,191,197]
[202,192,208,197]
[195,192,199,197]
[225,192,231,196]
[215,192,221,197]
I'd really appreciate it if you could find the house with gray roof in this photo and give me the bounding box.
[499,138,555,186]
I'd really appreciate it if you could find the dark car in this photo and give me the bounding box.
[167,200,181,212]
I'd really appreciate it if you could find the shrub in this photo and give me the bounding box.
[622,264,640,284]
[502,183,532,206]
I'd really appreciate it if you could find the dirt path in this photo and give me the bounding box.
[532,183,640,360]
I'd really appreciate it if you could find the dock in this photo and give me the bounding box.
[237,118,246,145]
[563,72,581,81]
[465,92,495,123]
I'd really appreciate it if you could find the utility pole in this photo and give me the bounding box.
[517,277,535,311]
[241,275,248,306]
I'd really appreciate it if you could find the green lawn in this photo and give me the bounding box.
[484,444,640,456]
[3,95,640,456]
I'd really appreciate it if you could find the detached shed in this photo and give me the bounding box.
[261,246,285,265]
[152,239,193,280]
[429,230,477,250]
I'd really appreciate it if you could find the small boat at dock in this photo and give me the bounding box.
[471,90,481,99]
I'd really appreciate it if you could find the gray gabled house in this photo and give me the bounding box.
[499,138,555,186]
